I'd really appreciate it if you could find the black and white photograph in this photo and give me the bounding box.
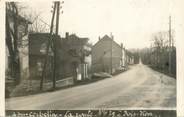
[1,0,184,116]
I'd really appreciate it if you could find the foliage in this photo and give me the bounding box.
[140,31,176,77]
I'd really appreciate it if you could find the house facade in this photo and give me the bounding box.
[91,35,123,74]
[58,33,91,82]
[120,44,127,69]
[28,33,61,80]
[28,32,91,82]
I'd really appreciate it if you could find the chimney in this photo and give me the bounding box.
[121,43,123,49]
[112,35,114,40]
[66,32,69,39]
[110,32,114,40]
[98,36,101,41]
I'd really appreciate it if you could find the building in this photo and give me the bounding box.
[58,33,92,82]
[126,51,134,65]
[92,35,124,74]
[28,32,92,82]
[120,44,127,69]
[28,33,61,80]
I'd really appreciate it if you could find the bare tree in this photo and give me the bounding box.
[20,9,50,33]
[6,2,21,84]
[28,15,50,33]
[141,31,176,76]
[151,32,165,67]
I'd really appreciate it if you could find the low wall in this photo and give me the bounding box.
[44,77,74,90]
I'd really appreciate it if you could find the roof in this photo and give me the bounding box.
[29,33,90,56]
[103,35,112,40]
[93,34,121,49]
[29,33,61,55]
[61,33,89,46]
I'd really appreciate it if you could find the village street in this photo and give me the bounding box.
[6,63,176,110]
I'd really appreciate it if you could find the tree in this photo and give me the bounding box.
[19,8,50,33]
[140,31,176,77]
[6,2,21,84]
[15,2,50,33]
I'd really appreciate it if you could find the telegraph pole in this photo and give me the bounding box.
[55,2,60,35]
[168,16,172,74]
[40,2,56,90]
[110,33,113,74]
[52,1,60,89]
[40,1,64,90]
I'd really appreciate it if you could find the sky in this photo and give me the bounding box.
[21,0,176,49]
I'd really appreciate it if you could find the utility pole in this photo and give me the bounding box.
[40,2,56,90]
[55,2,60,35]
[169,16,172,75]
[110,33,113,74]
[53,1,60,89]
[40,1,64,90]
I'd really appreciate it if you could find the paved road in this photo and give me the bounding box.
[6,63,176,110]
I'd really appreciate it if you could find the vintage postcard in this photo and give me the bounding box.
[0,0,184,117]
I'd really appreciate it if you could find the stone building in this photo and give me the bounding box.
[28,33,61,80]
[92,35,124,74]
[58,33,92,82]
[28,32,91,82]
